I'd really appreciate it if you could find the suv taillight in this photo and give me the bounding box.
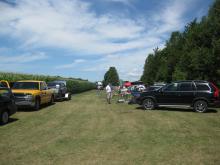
[211,82,219,98]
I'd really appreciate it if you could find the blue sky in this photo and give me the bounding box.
[0,0,214,81]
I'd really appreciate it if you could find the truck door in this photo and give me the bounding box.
[40,82,47,104]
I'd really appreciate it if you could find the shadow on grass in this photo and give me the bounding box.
[0,118,19,126]
[136,106,218,113]
[18,102,56,112]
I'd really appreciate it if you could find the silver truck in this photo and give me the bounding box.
[47,81,71,101]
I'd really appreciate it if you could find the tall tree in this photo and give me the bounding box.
[141,0,220,86]
[103,67,119,86]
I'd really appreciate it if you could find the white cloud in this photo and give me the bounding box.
[104,0,134,7]
[0,0,147,55]
[0,52,48,64]
[56,59,86,69]
[0,0,198,81]
[82,48,151,81]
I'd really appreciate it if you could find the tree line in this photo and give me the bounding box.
[141,0,220,86]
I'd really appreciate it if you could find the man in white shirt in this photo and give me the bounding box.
[106,83,112,104]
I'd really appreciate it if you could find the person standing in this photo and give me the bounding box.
[106,83,112,104]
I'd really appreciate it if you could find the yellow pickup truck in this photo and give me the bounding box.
[11,80,54,110]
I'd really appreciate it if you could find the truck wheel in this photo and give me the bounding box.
[34,98,40,111]
[0,110,9,125]
[194,100,207,113]
[143,98,155,110]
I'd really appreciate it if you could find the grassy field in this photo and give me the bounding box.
[0,90,220,165]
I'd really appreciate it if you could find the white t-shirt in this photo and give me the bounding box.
[106,85,111,93]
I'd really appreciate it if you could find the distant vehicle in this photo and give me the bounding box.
[123,81,132,87]
[131,81,144,86]
[0,87,17,124]
[96,81,103,90]
[47,81,71,100]
[11,80,54,110]
[53,80,67,86]
[136,80,220,113]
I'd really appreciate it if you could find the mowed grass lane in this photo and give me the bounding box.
[0,90,220,165]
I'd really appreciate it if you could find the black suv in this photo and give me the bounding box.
[0,87,17,124]
[136,81,220,112]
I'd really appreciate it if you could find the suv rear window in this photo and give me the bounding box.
[196,83,210,91]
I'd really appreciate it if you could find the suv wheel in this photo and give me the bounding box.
[143,98,155,110]
[194,100,207,113]
[0,110,9,124]
[34,98,40,111]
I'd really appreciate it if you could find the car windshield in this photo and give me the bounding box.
[12,82,39,90]
[47,82,57,86]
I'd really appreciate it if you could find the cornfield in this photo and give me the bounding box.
[0,72,96,93]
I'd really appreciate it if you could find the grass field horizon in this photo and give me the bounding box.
[0,90,220,164]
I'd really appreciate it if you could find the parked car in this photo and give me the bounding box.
[129,85,162,104]
[123,81,132,88]
[0,87,17,124]
[47,81,71,100]
[11,80,54,110]
[96,81,103,90]
[136,80,220,112]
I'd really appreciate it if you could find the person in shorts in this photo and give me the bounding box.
[105,83,112,104]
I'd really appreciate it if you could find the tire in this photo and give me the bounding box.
[34,98,40,111]
[194,100,207,113]
[0,110,9,125]
[143,98,155,110]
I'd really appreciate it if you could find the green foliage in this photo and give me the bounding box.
[103,67,120,86]
[0,72,95,93]
[141,0,220,86]
[66,80,96,94]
